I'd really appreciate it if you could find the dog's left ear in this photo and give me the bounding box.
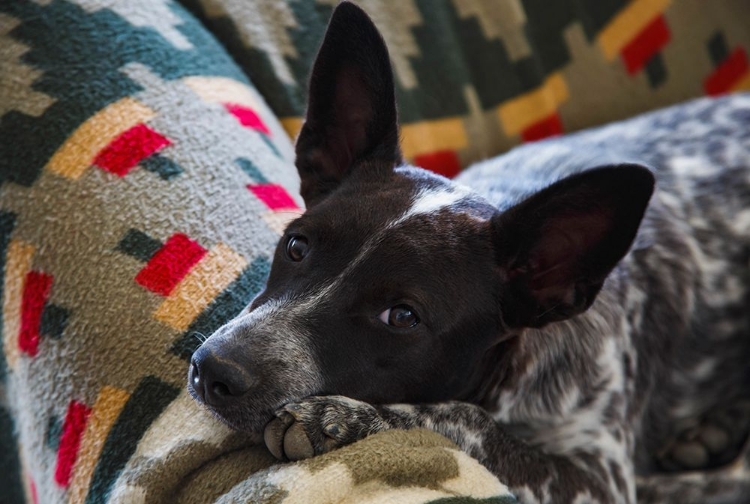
[493,165,655,328]
[295,1,401,207]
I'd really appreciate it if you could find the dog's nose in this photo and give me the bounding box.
[189,346,253,405]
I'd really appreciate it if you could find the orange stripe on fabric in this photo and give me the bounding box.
[731,72,750,92]
[280,117,304,141]
[68,386,130,504]
[262,210,302,236]
[597,0,671,60]
[400,118,468,160]
[46,98,155,179]
[154,244,248,331]
[2,240,34,370]
[497,73,568,136]
[183,76,260,111]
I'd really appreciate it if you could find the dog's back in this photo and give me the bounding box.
[459,93,750,479]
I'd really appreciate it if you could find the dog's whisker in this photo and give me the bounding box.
[536,304,561,320]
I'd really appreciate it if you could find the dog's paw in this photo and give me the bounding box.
[658,400,750,471]
[263,396,388,461]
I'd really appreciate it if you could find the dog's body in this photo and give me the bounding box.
[446,101,750,502]
[189,3,750,503]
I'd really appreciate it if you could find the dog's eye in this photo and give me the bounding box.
[286,236,309,262]
[378,305,420,328]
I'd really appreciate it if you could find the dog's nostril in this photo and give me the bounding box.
[211,381,231,398]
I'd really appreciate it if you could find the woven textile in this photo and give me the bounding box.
[0,0,296,501]
[180,0,750,177]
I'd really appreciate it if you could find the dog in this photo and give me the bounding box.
[188,2,750,503]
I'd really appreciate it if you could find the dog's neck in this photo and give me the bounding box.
[461,286,627,416]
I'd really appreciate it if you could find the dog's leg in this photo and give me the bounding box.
[265,396,633,504]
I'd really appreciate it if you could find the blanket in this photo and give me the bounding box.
[0,1,515,503]
[180,0,750,177]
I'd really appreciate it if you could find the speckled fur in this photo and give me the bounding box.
[261,94,750,504]
[452,93,750,502]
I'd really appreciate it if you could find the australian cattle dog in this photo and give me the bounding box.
[189,3,750,502]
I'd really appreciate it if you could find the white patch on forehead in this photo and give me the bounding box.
[209,173,484,354]
[407,186,471,218]
[396,183,474,225]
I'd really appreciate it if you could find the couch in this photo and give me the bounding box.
[1,1,749,502]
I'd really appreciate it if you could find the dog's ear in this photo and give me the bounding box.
[492,165,655,328]
[295,1,401,207]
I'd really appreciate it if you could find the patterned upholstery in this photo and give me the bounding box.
[0,1,300,502]
[182,0,750,177]
[2,1,749,503]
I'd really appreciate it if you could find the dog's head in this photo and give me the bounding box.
[189,2,654,432]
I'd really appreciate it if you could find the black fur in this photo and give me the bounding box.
[294,1,401,207]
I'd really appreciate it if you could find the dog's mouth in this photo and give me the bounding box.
[188,388,272,432]
[205,403,276,434]
[187,378,311,434]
